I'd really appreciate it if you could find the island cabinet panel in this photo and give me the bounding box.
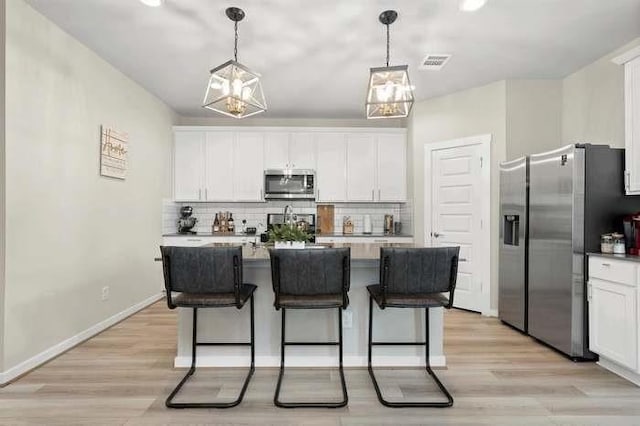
[316,133,348,202]
[173,131,204,201]
[347,133,377,202]
[234,132,264,202]
[204,131,234,201]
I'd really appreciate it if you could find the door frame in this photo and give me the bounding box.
[424,134,492,315]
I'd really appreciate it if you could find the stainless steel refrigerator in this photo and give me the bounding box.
[499,157,529,333]
[528,144,636,360]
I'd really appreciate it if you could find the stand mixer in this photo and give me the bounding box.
[177,206,198,234]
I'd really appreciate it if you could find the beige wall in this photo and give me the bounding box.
[409,81,507,312]
[0,0,5,372]
[3,0,174,372]
[506,80,562,159]
[177,116,407,128]
[563,37,640,148]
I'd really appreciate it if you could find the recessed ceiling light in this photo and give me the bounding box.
[459,0,487,12]
[139,0,163,7]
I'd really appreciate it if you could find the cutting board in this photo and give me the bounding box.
[317,205,334,235]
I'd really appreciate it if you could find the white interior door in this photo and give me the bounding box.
[428,142,487,312]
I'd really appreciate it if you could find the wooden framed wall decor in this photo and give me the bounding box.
[100,126,128,179]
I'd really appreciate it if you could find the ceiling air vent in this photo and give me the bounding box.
[420,54,452,71]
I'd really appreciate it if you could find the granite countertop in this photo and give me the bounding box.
[164,232,413,238]
[201,242,417,261]
[587,252,640,263]
[316,233,414,238]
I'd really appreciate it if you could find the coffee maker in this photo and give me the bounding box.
[623,213,640,255]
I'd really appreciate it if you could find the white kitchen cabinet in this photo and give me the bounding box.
[613,49,640,195]
[264,132,290,169]
[589,278,637,370]
[174,131,204,201]
[290,132,316,169]
[204,131,234,201]
[234,132,264,201]
[346,134,377,202]
[316,133,347,202]
[377,133,407,202]
[587,255,640,385]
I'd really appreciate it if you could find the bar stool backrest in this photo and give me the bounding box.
[160,246,242,301]
[380,247,459,298]
[269,248,350,301]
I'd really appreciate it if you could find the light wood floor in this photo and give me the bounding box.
[2,302,640,425]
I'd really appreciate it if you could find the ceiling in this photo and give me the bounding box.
[26,0,640,119]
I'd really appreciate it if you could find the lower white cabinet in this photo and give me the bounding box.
[587,255,640,384]
[589,278,637,370]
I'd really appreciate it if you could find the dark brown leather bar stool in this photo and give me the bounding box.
[367,246,459,408]
[160,246,256,409]
[269,248,351,408]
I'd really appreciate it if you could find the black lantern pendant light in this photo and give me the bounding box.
[365,10,414,119]
[202,7,266,118]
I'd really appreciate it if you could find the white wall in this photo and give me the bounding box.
[506,80,562,159]
[2,0,174,372]
[0,0,6,373]
[563,38,640,148]
[409,81,507,312]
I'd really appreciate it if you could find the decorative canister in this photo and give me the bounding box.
[612,233,626,254]
[601,234,614,254]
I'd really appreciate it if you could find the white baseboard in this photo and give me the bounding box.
[174,354,447,368]
[598,358,640,387]
[483,309,499,317]
[0,292,164,386]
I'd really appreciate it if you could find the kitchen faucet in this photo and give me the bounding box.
[283,205,294,227]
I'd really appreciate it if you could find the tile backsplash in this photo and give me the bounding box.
[163,200,413,236]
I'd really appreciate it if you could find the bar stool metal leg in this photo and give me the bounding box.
[367,296,454,408]
[165,295,256,409]
[274,307,348,408]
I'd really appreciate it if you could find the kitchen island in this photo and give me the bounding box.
[170,243,446,368]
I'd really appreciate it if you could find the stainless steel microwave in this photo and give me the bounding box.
[264,169,315,200]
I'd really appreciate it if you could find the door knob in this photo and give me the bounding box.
[433,232,441,238]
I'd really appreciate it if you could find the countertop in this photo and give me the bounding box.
[588,252,640,263]
[163,232,414,238]
[202,242,417,261]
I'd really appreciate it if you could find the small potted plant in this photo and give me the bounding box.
[268,224,312,249]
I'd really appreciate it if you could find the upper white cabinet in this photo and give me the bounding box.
[264,131,316,170]
[174,127,407,203]
[234,132,265,202]
[316,133,348,202]
[347,134,377,201]
[614,48,640,195]
[174,131,204,201]
[377,133,407,202]
[173,129,264,202]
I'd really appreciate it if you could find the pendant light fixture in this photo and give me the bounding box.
[202,7,266,118]
[365,10,414,119]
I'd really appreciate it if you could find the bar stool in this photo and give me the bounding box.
[268,248,351,408]
[159,246,256,409]
[367,247,459,408]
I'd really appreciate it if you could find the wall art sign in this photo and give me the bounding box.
[100,126,128,179]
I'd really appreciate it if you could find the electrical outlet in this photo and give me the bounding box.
[101,286,109,301]
[343,310,353,328]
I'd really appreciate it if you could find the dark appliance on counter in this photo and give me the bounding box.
[264,169,315,200]
[266,213,316,242]
[623,213,640,255]
[527,144,638,360]
[499,156,529,333]
[177,206,197,234]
